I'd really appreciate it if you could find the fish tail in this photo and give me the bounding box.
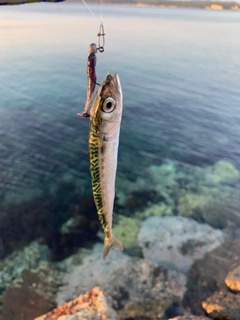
[103,235,123,260]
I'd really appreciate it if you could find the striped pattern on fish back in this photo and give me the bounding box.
[89,123,109,237]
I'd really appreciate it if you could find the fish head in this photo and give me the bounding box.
[90,73,122,136]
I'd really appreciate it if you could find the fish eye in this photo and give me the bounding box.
[102,97,116,113]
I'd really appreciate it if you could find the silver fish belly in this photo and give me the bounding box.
[89,73,123,260]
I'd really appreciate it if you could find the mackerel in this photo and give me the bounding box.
[89,73,123,260]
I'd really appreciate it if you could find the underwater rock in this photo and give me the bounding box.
[111,215,141,250]
[60,216,82,234]
[56,244,186,320]
[145,161,206,202]
[147,161,178,190]
[177,185,240,230]
[206,160,239,185]
[46,195,99,261]
[202,291,240,320]
[123,189,163,214]
[56,244,130,305]
[115,175,147,206]
[0,241,63,318]
[138,216,225,273]
[116,161,179,210]
[183,239,240,315]
[146,162,178,207]
[104,258,186,319]
[1,285,50,320]
[139,203,174,219]
[177,192,212,218]
[0,241,50,294]
[35,287,116,320]
[225,265,240,292]
[0,189,85,259]
[144,160,240,230]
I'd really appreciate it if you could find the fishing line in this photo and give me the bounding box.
[81,0,105,53]
[100,0,103,22]
[81,0,102,23]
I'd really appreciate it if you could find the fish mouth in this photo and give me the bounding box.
[103,73,121,90]
[98,73,122,99]
[109,73,122,97]
[112,73,121,93]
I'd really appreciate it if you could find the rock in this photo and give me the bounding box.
[105,259,186,320]
[169,317,212,320]
[35,287,116,320]
[56,244,186,320]
[202,291,240,320]
[0,241,51,297]
[56,244,130,306]
[116,161,178,210]
[177,186,240,230]
[183,239,240,315]
[147,161,178,190]
[1,285,50,320]
[60,216,82,234]
[177,192,212,218]
[139,203,174,219]
[147,162,178,207]
[111,215,141,250]
[207,160,239,185]
[0,241,65,318]
[225,265,240,292]
[138,216,225,273]
[116,175,147,206]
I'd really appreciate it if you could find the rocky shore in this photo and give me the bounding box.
[0,160,240,319]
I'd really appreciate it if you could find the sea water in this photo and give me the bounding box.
[0,2,240,317]
[0,4,240,200]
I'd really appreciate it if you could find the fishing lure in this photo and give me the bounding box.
[77,25,105,118]
[89,73,123,260]
[77,43,98,118]
[77,0,106,118]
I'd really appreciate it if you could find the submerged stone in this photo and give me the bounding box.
[111,215,141,250]
[138,216,225,273]
[1,286,50,320]
[177,192,212,218]
[207,160,239,185]
[139,203,174,219]
[56,244,186,320]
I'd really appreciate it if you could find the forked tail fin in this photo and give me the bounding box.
[103,235,123,260]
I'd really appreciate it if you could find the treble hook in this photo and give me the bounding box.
[97,23,105,53]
